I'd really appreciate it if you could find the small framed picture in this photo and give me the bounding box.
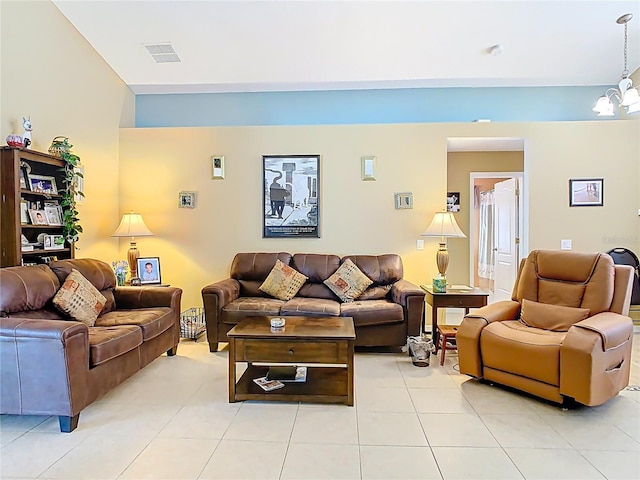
[74,165,84,203]
[44,205,63,225]
[394,192,413,209]
[569,178,603,207]
[447,192,461,212]
[20,200,29,224]
[137,257,162,285]
[212,156,225,179]
[28,209,48,225]
[43,234,65,250]
[19,168,28,190]
[361,156,376,181]
[27,174,58,194]
[178,191,197,208]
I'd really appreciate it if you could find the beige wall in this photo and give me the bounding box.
[447,151,524,285]
[0,0,134,261]
[120,121,639,308]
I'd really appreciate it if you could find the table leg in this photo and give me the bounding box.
[347,340,354,406]
[432,305,439,349]
[228,339,236,403]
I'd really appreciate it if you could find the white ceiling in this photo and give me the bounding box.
[52,0,640,95]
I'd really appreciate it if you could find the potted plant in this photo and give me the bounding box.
[51,137,84,244]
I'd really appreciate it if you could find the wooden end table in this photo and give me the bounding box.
[420,285,489,348]
[227,316,355,406]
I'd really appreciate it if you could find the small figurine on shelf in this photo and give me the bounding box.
[111,260,129,286]
[22,117,32,149]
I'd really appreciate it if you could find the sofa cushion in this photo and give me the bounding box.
[324,259,373,302]
[221,297,284,324]
[340,300,404,327]
[52,269,107,327]
[259,259,308,300]
[520,299,590,332]
[50,259,117,314]
[342,254,403,285]
[88,325,142,367]
[0,265,60,314]
[95,307,173,341]
[281,298,341,316]
[358,285,392,300]
[481,320,566,386]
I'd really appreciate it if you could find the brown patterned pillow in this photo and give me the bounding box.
[259,259,308,301]
[324,259,373,302]
[52,269,107,327]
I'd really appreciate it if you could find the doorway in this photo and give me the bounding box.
[469,173,524,301]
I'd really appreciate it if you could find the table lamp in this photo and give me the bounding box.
[112,212,154,282]
[421,211,466,292]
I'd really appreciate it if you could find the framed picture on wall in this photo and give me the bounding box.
[447,192,461,212]
[137,257,162,285]
[569,178,603,207]
[262,154,320,238]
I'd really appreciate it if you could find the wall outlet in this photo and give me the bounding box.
[561,239,572,250]
[417,239,424,251]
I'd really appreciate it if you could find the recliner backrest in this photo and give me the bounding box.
[514,250,614,316]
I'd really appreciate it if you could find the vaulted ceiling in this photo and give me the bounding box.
[52,0,640,95]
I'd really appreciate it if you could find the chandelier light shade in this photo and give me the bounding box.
[112,212,154,281]
[421,211,466,280]
[593,13,640,117]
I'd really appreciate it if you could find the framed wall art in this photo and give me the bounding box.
[212,156,225,179]
[178,191,197,208]
[137,257,162,285]
[569,178,603,207]
[361,156,376,181]
[447,192,461,212]
[263,154,320,238]
[394,192,413,209]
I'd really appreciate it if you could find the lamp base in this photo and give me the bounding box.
[127,242,139,280]
[436,242,449,277]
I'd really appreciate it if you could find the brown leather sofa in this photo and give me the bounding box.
[202,252,424,351]
[0,259,182,432]
[458,250,634,406]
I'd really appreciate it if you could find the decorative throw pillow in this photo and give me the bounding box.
[324,259,373,302]
[259,259,308,301]
[520,298,590,332]
[52,269,107,327]
[358,284,392,300]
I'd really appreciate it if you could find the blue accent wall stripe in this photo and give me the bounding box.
[135,86,611,127]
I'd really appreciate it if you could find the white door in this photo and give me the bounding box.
[493,178,520,301]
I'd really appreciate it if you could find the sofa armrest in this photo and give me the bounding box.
[114,286,182,311]
[390,279,424,307]
[560,312,633,406]
[202,279,240,352]
[457,301,521,378]
[0,318,89,417]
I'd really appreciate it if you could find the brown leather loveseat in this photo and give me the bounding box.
[457,250,634,406]
[202,252,424,351]
[0,259,182,432]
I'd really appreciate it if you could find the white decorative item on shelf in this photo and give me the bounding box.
[22,117,32,149]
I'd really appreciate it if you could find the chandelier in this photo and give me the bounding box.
[593,13,640,116]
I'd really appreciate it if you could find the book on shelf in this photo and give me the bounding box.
[266,366,307,383]
[253,377,285,392]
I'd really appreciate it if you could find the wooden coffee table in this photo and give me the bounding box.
[227,316,355,406]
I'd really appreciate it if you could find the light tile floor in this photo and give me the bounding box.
[1,334,639,480]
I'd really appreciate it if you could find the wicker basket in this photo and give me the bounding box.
[179,307,206,341]
[48,136,69,157]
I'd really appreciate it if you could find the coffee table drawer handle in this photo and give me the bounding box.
[289,349,294,355]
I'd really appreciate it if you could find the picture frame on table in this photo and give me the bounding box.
[262,154,320,238]
[137,257,162,285]
[569,178,603,207]
[27,174,58,194]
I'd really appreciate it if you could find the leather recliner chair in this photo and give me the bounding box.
[458,250,634,406]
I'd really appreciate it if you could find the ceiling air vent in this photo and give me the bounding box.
[144,43,181,63]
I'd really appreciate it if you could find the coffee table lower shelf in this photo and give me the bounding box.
[234,365,350,405]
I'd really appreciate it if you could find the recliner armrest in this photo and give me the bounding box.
[390,280,424,307]
[569,312,633,351]
[463,300,522,324]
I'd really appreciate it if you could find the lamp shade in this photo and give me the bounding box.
[112,213,154,238]
[421,211,466,239]
[621,86,640,107]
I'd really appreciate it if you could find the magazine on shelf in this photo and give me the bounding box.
[253,377,285,392]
